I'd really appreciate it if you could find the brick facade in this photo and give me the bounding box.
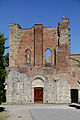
[6,17,80,104]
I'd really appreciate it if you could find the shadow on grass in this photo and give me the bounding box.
[0,107,5,112]
[69,104,80,109]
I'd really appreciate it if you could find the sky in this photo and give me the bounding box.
[0,0,80,54]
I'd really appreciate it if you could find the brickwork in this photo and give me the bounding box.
[69,54,80,67]
[34,24,43,66]
[9,24,58,67]
[56,44,70,71]
[6,17,80,104]
[43,27,58,65]
[15,28,34,66]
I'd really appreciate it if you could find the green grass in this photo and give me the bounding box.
[3,103,71,105]
[33,102,70,104]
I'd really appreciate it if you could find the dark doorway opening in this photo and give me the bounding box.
[34,87,43,103]
[71,89,78,103]
[2,90,6,102]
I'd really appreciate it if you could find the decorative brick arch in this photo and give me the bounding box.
[32,74,46,82]
[15,28,34,66]
[43,29,58,65]
[31,75,46,103]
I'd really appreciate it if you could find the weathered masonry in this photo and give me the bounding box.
[6,17,80,104]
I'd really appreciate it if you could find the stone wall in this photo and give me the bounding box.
[6,70,71,104]
[9,24,27,66]
[56,17,70,71]
[6,70,32,103]
[58,17,70,46]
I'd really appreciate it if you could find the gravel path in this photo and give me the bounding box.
[0,104,80,120]
[0,105,32,120]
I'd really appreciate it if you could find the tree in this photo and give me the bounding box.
[4,53,9,67]
[0,32,8,104]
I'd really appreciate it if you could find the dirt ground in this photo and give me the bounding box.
[0,104,80,120]
[0,111,9,120]
[0,105,32,120]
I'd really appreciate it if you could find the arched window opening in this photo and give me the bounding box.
[26,49,31,64]
[45,48,52,66]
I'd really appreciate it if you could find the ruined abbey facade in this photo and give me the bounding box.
[6,17,80,104]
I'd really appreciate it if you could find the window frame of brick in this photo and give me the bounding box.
[45,48,52,66]
[25,49,31,64]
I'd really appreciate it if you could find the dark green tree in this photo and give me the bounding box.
[4,53,9,67]
[0,32,8,104]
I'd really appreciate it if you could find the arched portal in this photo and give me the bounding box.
[32,78,44,103]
